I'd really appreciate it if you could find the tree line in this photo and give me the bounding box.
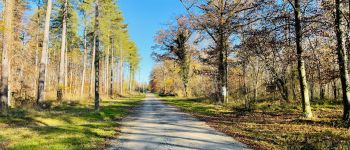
[151,0,350,122]
[0,0,140,114]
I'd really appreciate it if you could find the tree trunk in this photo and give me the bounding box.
[276,78,289,101]
[90,31,96,97]
[294,0,312,118]
[57,0,68,101]
[94,0,100,111]
[129,68,132,94]
[333,80,337,100]
[120,61,124,95]
[180,58,189,97]
[215,10,227,104]
[37,0,52,106]
[81,28,88,97]
[320,83,325,100]
[335,0,350,121]
[69,63,73,94]
[106,45,110,95]
[44,49,49,93]
[318,61,325,101]
[0,0,14,114]
[64,43,68,94]
[120,45,124,96]
[253,59,260,102]
[109,40,114,97]
[101,56,105,93]
[34,2,40,98]
[310,74,315,102]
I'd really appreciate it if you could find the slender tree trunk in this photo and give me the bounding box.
[37,0,52,106]
[90,32,96,97]
[335,0,350,121]
[101,57,105,93]
[129,68,132,94]
[57,0,68,101]
[109,40,114,97]
[120,46,123,96]
[294,0,312,118]
[320,82,325,101]
[94,0,100,111]
[69,64,73,94]
[253,59,260,102]
[180,53,189,97]
[106,45,110,95]
[44,49,49,93]
[131,72,134,93]
[120,61,124,95]
[64,43,68,94]
[74,71,79,94]
[8,62,11,107]
[34,2,40,98]
[333,80,338,100]
[292,76,297,101]
[243,62,248,96]
[318,60,325,100]
[311,74,315,102]
[0,0,14,114]
[81,28,88,97]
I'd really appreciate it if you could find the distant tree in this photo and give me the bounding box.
[180,0,262,103]
[127,41,140,94]
[78,0,94,97]
[153,16,192,97]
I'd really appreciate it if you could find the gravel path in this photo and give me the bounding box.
[108,94,250,150]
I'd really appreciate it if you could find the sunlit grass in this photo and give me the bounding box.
[0,95,144,150]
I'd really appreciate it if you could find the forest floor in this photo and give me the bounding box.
[161,96,350,150]
[0,95,144,150]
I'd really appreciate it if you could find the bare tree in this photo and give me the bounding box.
[291,0,313,118]
[153,16,192,97]
[180,0,261,103]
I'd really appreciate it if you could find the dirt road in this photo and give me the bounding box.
[109,94,249,150]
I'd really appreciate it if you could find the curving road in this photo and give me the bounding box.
[108,94,249,150]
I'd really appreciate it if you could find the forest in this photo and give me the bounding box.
[0,0,141,112]
[151,0,350,120]
[0,0,143,149]
[149,0,350,148]
[1,0,350,149]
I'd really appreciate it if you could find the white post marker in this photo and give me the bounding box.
[222,86,227,97]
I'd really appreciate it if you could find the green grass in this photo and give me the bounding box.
[161,96,350,150]
[0,95,144,150]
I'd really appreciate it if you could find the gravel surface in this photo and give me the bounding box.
[108,94,250,150]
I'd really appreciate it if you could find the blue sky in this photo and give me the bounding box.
[118,0,186,84]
